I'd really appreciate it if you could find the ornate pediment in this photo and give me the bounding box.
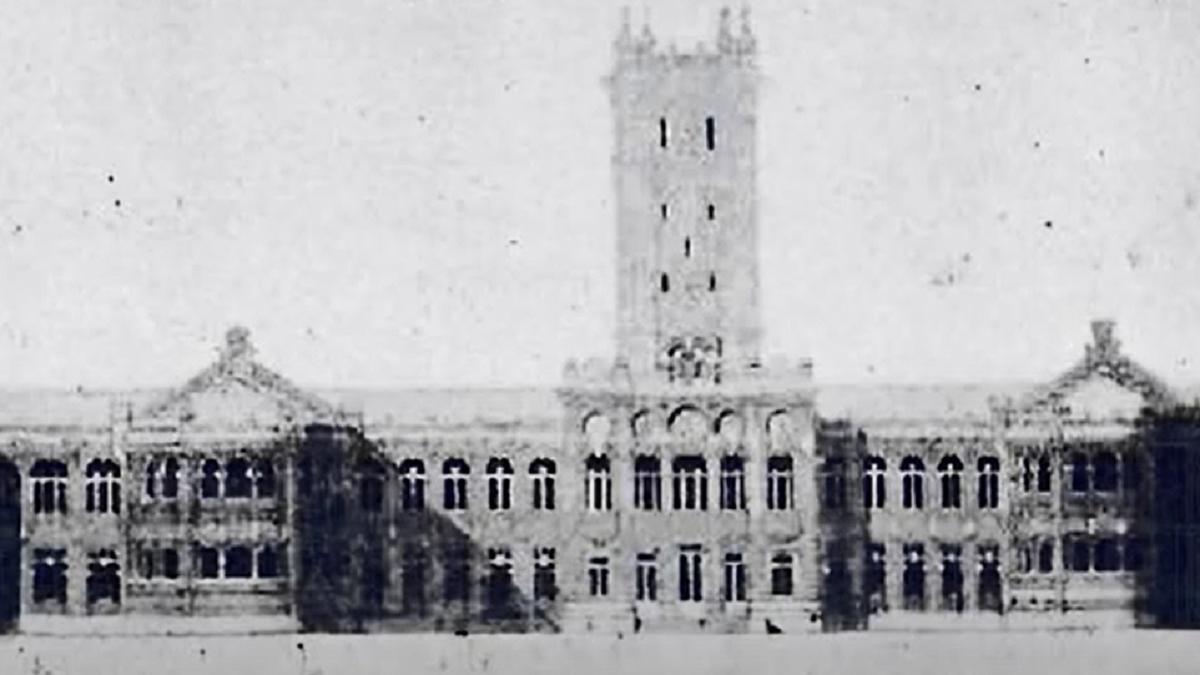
[135,327,336,431]
[1018,320,1175,421]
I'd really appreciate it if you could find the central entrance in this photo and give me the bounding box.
[0,459,20,632]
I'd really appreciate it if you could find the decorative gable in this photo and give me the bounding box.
[1018,319,1175,421]
[135,327,336,432]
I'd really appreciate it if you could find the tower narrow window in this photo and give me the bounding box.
[707,204,715,220]
[660,203,668,220]
[705,116,715,150]
[659,117,668,148]
[684,238,691,258]
[660,273,669,293]
[708,273,716,291]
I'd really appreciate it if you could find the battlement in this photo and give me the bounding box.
[613,6,756,71]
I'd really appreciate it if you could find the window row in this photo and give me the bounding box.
[150,456,277,500]
[657,116,717,151]
[31,459,122,515]
[1018,450,1141,495]
[862,542,1004,613]
[861,455,1002,510]
[383,547,797,611]
[31,548,121,606]
[353,455,798,514]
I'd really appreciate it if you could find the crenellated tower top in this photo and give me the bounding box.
[613,6,756,70]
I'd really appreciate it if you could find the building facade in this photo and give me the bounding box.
[0,9,1198,635]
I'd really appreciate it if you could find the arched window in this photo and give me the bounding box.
[977,456,1000,509]
[84,459,121,515]
[530,458,556,510]
[767,455,793,510]
[358,459,386,513]
[937,455,963,509]
[863,456,886,510]
[224,457,252,498]
[900,456,925,510]
[585,454,612,511]
[1093,451,1118,492]
[442,458,469,511]
[31,460,68,515]
[200,459,221,499]
[254,458,276,499]
[672,456,707,511]
[719,455,745,511]
[145,457,180,501]
[634,455,662,511]
[399,459,426,511]
[486,458,514,511]
[85,549,120,605]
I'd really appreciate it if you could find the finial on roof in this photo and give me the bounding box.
[222,325,255,362]
[1088,318,1119,362]
[717,6,734,54]
[738,5,756,55]
[615,7,634,56]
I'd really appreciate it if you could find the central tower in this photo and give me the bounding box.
[610,8,761,384]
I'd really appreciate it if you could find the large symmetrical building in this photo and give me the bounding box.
[1,9,1199,635]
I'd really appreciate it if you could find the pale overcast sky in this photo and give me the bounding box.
[1,0,1199,389]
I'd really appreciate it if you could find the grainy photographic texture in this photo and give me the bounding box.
[3,1,1200,673]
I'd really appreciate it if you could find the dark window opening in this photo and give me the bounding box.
[1070,452,1089,492]
[225,546,253,578]
[660,273,669,293]
[85,550,120,605]
[443,548,471,603]
[634,455,662,511]
[940,546,964,613]
[707,204,715,220]
[533,548,557,602]
[708,273,716,292]
[684,237,691,258]
[1067,537,1091,572]
[719,455,746,511]
[225,457,252,498]
[1094,538,1120,572]
[865,544,887,613]
[678,550,703,601]
[588,557,610,597]
[32,549,68,604]
[705,116,715,150]
[257,546,279,579]
[1038,540,1055,573]
[902,544,925,611]
[660,203,668,220]
[723,552,746,602]
[200,459,221,499]
[636,553,657,601]
[254,458,276,499]
[1093,452,1118,492]
[771,553,794,596]
[659,117,668,148]
[197,547,220,579]
[822,458,847,510]
[1037,454,1053,493]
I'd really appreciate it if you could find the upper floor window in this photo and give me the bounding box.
[486,457,514,511]
[705,116,716,150]
[84,459,121,515]
[530,458,556,510]
[224,457,252,498]
[399,459,426,511]
[672,455,708,511]
[863,456,886,510]
[199,459,221,499]
[767,455,794,510]
[937,455,963,509]
[634,455,662,511]
[719,455,746,511]
[585,454,612,511]
[144,457,180,500]
[442,458,470,511]
[977,456,1000,509]
[900,456,925,510]
[31,460,68,515]
[254,458,276,499]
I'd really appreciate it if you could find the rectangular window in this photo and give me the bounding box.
[660,203,668,220]
[705,116,715,150]
[719,456,745,511]
[32,548,68,604]
[636,553,657,601]
[196,546,220,579]
[723,552,746,602]
[770,552,794,596]
[588,556,610,597]
[163,549,180,579]
[533,548,557,601]
[659,117,668,148]
[443,548,470,602]
[1038,540,1054,573]
[1067,537,1091,572]
[707,204,715,220]
[767,456,793,510]
[679,548,703,602]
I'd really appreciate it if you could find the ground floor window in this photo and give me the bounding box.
[32,548,67,604]
[86,549,120,605]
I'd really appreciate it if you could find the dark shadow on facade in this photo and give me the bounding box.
[0,457,19,632]
[1139,406,1200,628]
[294,424,559,633]
[815,421,869,631]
